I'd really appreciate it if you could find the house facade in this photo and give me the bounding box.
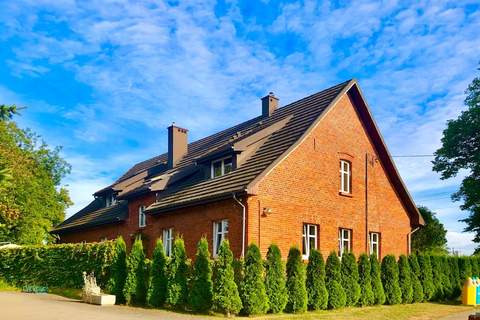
[52,80,424,259]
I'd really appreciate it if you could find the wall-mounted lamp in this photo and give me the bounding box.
[262,207,273,216]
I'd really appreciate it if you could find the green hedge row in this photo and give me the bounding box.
[0,241,115,288]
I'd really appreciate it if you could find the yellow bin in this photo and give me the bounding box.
[463,277,477,306]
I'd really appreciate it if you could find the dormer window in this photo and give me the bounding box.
[211,157,233,178]
[105,193,116,207]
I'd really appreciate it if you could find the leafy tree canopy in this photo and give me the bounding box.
[412,207,448,254]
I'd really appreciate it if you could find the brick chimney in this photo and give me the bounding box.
[168,124,188,169]
[261,92,278,117]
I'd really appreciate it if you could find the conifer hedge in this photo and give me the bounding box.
[417,253,435,301]
[147,239,168,308]
[325,251,346,309]
[188,237,213,312]
[265,244,288,313]
[166,238,189,308]
[306,249,328,310]
[398,255,413,304]
[408,254,424,303]
[370,254,386,305]
[358,254,374,307]
[381,255,402,305]
[123,238,147,305]
[241,244,269,315]
[341,252,361,306]
[285,247,307,313]
[106,237,127,304]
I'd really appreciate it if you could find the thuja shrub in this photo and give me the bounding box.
[341,252,361,307]
[0,241,115,289]
[458,256,472,282]
[417,254,435,301]
[398,255,413,304]
[430,255,445,301]
[440,256,453,298]
[357,254,374,307]
[325,251,346,309]
[448,256,461,299]
[107,236,128,304]
[123,239,147,305]
[166,238,189,308]
[370,254,386,305]
[306,249,328,310]
[381,255,401,305]
[212,240,242,316]
[470,256,479,277]
[408,254,424,303]
[188,237,213,312]
[241,244,269,315]
[147,239,168,308]
[285,247,307,313]
[264,244,288,313]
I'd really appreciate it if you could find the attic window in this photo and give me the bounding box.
[211,157,233,178]
[105,193,116,207]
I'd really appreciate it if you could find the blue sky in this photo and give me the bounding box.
[0,0,478,254]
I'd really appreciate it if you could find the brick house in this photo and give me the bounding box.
[51,80,424,259]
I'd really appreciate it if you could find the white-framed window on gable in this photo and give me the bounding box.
[163,228,174,257]
[213,219,229,257]
[369,232,380,257]
[106,193,116,207]
[339,228,352,257]
[211,157,233,178]
[340,160,351,194]
[302,223,318,259]
[138,205,146,228]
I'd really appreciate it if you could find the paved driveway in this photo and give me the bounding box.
[0,292,211,320]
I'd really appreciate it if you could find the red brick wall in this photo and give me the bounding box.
[250,93,412,259]
[57,223,126,243]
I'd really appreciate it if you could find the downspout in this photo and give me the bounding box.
[408,227,420,255]
[365,153,369,253]
[233,193,246,258]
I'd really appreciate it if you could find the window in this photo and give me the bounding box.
[105,193,116,207]
[138,205,146,228]
[339,228,352,257]
[370,232,380,257]
[163,228,174,257]
[339,160,351,194]
[211,157,233,178]
[213,219,229,257]
[302,224,318,259]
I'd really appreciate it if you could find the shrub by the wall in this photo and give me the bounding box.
[123,239,147,305]
[264,244,288,313]
[0,241,115,289]
[188,237,213,312]
[370,254,386,305]
[398,255,413,304]
[381,255,402,305]
[241,244,269,315]
[325,251,346,309]
[357,254,374,307]
[166,238,189,308]
[341,252,361,307]
[106,237,127,304]
[212,240,242,316]
[417,254,435,301]
[285,247,307,313]
[408,254,424,303]
[430,255,445,301]
[147,239,168,308]
[306,249,328,310]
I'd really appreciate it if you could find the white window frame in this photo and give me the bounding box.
[339,228,351,257]
[138,205,146,228]
[105,193,116,207]
[163,228,174,257]
[213,219,229,257]
[302,223,318,259]
[340,160,351,194]
[370,232,380,257]
[211,157,233,178]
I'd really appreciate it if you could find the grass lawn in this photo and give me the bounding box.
[0,278,19,292]
[48,288,83,300]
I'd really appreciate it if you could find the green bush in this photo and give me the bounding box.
[0,241,115,289]
[106,237,127,304]
[325,251,346,309]
[232,257,245,304]
[306,249,328,310]
[381,255,401,305]
[441,256,453,298]
[458,256,472,282]
[166,237,189,308]
[408,254,424,302]
[357,254,374,307]
[398,255,413,304]
[241,244,269,315]
[188,237,213,312]
[417,253,435,301]
[430,255,445,301]
[340,252,361,306]
[264,244,288,313]
[123,239,147,305]
[212,240,242,316]
[370,254,385,305]
[147,239,168,308]
[285,247,307,313]
[448,256,461,299]
[470,256,479,277]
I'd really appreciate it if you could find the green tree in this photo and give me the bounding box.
[381,255,402,305]
[408,254,425,302]
[148,239,168,308]
[107,236,127,304]
[398,255,413,303]
[212,240,242,316]
[285,247,307,313]
[123,239,147,305]
[325,251,346,309]
[448,256,461,299]
[370,254,386,305]
[188,237,213,312]
[417,254,435,301]
[166,237,188,308]
[430,255,445,301]
[432,70,480,252]
[306,249,328,310]
[0,107,71,244]
[340,252,361,306]
[357,254,374,307]
[264,244,288,313]
[241,244,269,315]
[412,207,448,254]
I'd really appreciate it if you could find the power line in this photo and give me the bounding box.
[392,155,435,158]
